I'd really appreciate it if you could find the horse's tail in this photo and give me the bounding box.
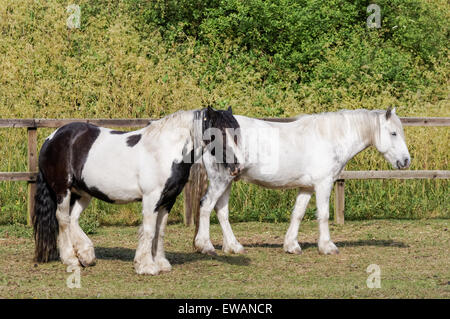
[32,170,59,263]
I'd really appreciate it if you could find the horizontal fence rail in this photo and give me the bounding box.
[338,170,450,179]
[2,170,449,182]
[0,172,37,182]
[1,117,450,128]
[261,116,450,126]
[0,118,153,128]
[0,117,449,225]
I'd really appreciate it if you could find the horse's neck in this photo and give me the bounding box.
[335,111,378,165]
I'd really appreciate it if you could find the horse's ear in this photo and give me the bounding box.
[227,106,233,113]
[206,105,215,116]
[386,107,392,120]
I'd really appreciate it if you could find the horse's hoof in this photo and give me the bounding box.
[235,245,246,254]
[76,248,96,267]
[320,249,339,255]
[134,262,160,276]
[156,258,172,272]
[195,247,217,256]
[223,244,246,254]
[284,242,303,255]
[79,257,96,267]
[286,247,303,255]
[318,241,339,255]
[205,249,217,256]
[194,239,217,256]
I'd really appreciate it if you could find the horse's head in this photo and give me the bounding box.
[202,105,244,176]
[374,107,411,169]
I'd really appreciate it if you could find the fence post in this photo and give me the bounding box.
[27,127,37,226]
[334,179,345,225]
[183,163,208,226]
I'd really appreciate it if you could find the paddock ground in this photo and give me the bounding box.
[0,219,448,298]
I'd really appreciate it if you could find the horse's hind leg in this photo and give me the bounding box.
[55,191,79,267]
[152,208,171,272]
[315,181,339,255]
[284,189,312,254]
[215,184,245,254]
[69,194,95,267]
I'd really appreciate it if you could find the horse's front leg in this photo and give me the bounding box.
[152,209,171,272]
[315,181,339,255]
[194,180,231,255]
[283,189,312,254]
[215,184,245,254]
[134,192,161,275]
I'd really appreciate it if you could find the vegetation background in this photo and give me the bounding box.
[0,0,448,232]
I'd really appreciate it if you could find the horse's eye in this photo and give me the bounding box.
[391,132,397,136]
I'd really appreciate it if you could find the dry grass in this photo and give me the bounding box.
[0,220,449,298]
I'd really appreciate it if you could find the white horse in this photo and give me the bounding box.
[33,107,241,275]
[195,108,411,255]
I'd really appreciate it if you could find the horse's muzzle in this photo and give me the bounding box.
[396,157,411,169]
[229,164,242,177]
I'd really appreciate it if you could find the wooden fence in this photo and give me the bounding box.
[0,117,449,226]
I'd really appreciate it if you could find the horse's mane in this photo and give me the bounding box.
[143,110,195,136]
[294,109,389,144]
[294,108,382,121]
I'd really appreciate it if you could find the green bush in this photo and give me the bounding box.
[128,0,448,88]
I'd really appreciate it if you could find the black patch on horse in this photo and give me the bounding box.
[110,130,127,134]
[126,134,142,147]
[71,179,115,204]
[38,122,101,200]
[39,122,115,203]
[155,150,194,212]
[70,193,81,207]
[87,186,115,203]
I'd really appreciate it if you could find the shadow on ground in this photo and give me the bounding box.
[95,239,406,266]
[95,247,250,266]
[236,239,408,250]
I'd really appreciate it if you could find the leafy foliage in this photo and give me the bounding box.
[128,0,448,88]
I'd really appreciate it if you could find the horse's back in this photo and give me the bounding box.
[234,114,342,188]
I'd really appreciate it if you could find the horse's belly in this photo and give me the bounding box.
[240,166,313,189]
[78,169,142,203]
[80,155,142,203]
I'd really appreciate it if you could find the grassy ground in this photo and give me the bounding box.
[0,220,448,298]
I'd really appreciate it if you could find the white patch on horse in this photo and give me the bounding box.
[81,127,145,203]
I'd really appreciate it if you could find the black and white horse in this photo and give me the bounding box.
[33,107,241,275]
[195,108,411,256]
